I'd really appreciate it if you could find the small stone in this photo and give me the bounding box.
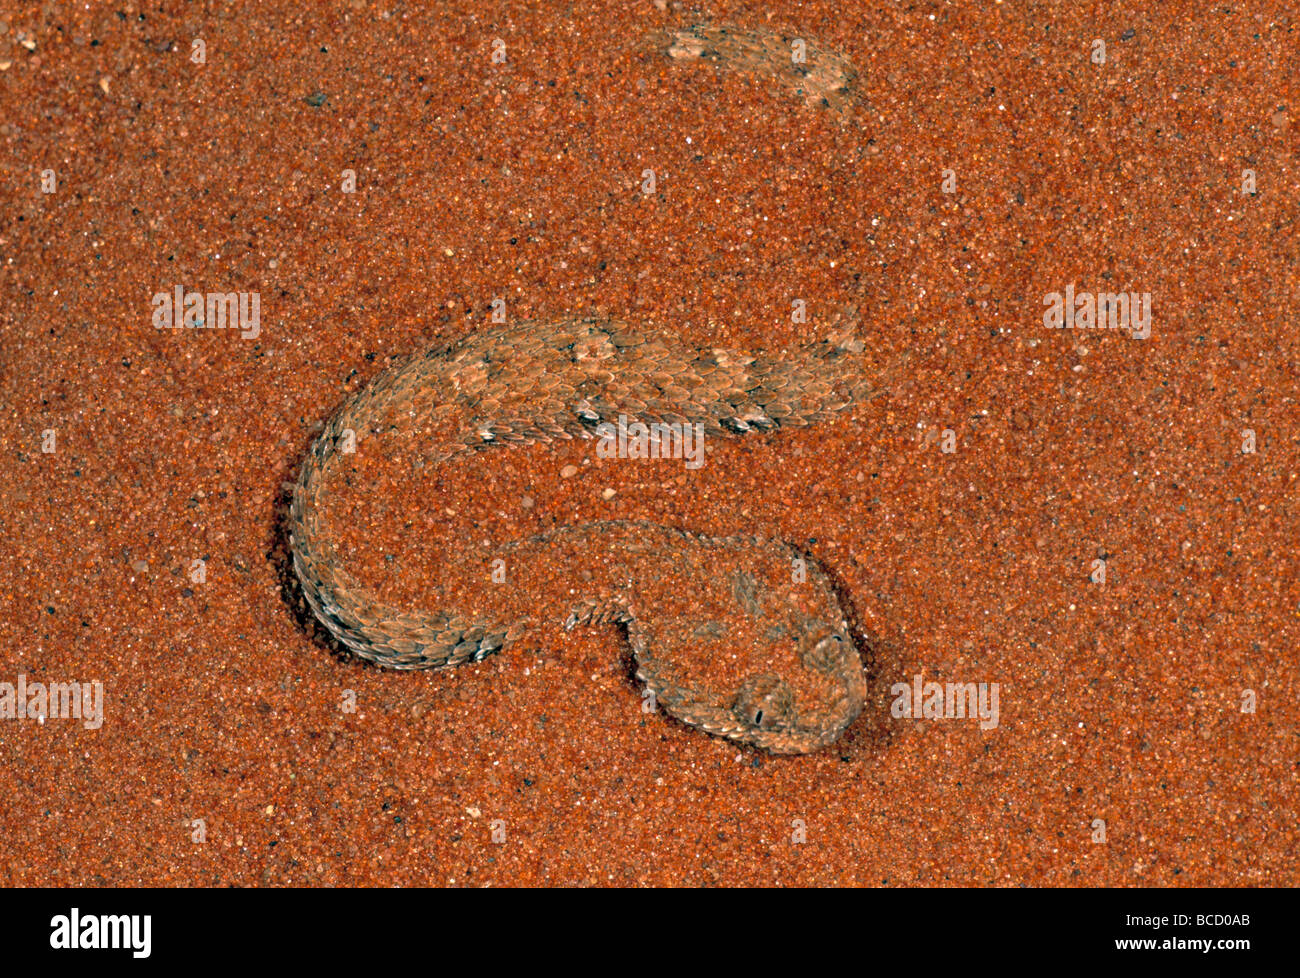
[560,464,578,478]
[602,488,617,499]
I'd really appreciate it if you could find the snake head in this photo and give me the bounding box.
[634,611,867,755]
[719,625,865,752]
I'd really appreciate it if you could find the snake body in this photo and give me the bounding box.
[291,25,885,753]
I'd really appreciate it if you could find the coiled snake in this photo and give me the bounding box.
[291,24,893,753]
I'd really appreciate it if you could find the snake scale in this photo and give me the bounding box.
[291,24,891,753]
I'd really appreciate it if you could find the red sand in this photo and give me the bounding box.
[0,1,1296,885]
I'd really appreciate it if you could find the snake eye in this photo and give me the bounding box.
[733,675,795,732]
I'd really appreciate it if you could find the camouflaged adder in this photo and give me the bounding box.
[291,24,889,754]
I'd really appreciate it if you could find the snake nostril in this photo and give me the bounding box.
[801,629,849,674]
